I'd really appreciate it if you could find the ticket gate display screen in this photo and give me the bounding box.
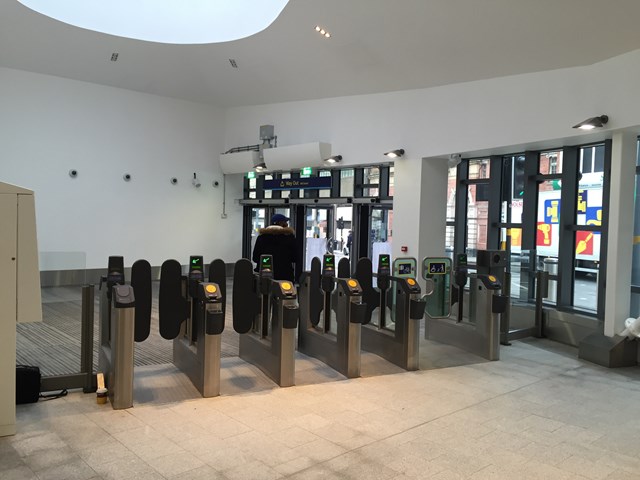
[392,257,417,278]
[422,257,452,318]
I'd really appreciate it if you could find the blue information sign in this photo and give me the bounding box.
[264,177,332,190]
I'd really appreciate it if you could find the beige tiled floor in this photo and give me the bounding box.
[3,338,640,479]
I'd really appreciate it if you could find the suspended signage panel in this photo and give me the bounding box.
[264,177,332,190]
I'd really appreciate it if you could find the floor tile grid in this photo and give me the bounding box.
[4,339,640,479]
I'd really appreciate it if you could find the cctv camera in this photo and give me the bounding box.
[170,177,178,185]
[123,173,131,182]
[448,154,462,167]
[69,169,78,178]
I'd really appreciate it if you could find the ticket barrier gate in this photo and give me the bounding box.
[98,256,144,409]
[170,256,227,397]
[233,256,298,387]
[423,255,507,361]
[355,256,427,371]
[298,255,366,378]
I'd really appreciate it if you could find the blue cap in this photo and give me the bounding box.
[271,213,290,224]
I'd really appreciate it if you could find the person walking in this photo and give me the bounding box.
[252,213,298,281]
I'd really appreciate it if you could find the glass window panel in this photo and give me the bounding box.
[573,230,600,312]
[580,148,593,173]
[630,291,640,319]
[447,166,456,223]
[319,170,331,198]
[632,173,640,292]
[389,166,395,197]
[539,151,562,174]
[340,169,354,197]
[537,179,561,250]
[576,171,604,226]
[363,167,380,197]
[468,159,490,179]
[264,174,273,199]
[280,173,290,199]
[502,155,525,225]
[466,184,489,262]
[593,145,605,173]
[508,244,532,302]
[445,225,454,258]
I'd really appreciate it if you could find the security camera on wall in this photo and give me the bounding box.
[192,172,201,188]
[448,154,462,167]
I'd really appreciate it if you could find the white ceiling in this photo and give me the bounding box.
[2,0,640,108]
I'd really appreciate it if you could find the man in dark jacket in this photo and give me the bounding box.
[252,213,298,281]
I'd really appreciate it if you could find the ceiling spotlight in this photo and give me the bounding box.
[384,149,405,158]
[572,115,608,130]
[324,155,342,164]
[314,25,331,38]
[254,162,267,172]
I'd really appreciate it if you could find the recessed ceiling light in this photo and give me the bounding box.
[314,25,331,38]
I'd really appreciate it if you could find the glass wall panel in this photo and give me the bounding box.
[573,230,599,311]
[340,169,354,197]
[264,174,273,199]
[389,166,395,197]
[466,184,489,262]
[468,159,490,179]
[248,176,257,199]
[539,151,563,174]
[280,173,291,199]
[363,167,380,197]
[319,170,331,198]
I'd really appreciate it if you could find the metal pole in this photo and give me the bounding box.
[535,271,548,338]
[80,284,95,393]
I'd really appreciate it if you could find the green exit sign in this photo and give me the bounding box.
[301,167,312,176]
[247,171,256,179]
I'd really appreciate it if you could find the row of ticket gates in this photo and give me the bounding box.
[99,250,510,409]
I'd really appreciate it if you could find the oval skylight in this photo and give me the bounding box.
[18,0,289,44]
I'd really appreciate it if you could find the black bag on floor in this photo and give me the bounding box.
[16,365,41,404]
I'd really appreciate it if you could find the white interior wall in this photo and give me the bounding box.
[223,49,640,162]
[0,68,243,269]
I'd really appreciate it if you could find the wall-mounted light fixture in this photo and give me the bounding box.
[254,162,267,172]
[572,115,608,130]
[384,149,405,158]
[324,155,342,164]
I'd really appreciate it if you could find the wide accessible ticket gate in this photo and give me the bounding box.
[423,254,507,361]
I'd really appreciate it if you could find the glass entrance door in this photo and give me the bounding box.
[304,205,354,271]
[304,207,331,270]
[370,207,393,273]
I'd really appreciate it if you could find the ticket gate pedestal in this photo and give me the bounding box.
[173,282,225,397]
[235,256,298,388]
[298,263,366,379]
[99,284,135,409]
